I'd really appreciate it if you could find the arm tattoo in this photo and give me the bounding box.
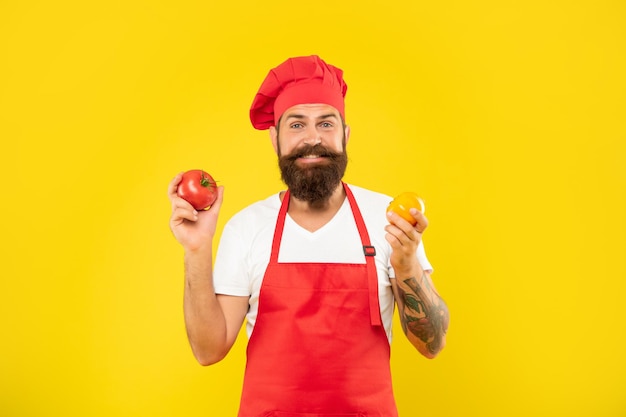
[397,273,450,355]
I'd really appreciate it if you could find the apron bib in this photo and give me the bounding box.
[237,183,398,417]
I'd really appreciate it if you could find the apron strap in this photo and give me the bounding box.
[269,190,290,264]
[343,183,383,327]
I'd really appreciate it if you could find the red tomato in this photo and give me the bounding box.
[387,192,425,226]
[177,170,218,210]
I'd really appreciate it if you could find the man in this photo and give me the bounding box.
[168,55,449,417]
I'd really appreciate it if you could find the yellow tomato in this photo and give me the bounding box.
[387,192,425,225]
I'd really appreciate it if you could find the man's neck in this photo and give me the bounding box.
[283,183,346,232]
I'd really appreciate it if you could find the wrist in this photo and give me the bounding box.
[393,263,424,281]
[184,245,212,264]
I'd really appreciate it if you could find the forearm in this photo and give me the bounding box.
[394,267,449,358]
[183,249,228,365]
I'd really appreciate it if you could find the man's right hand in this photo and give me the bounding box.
[168,172,224,253]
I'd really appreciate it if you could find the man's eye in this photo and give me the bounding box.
[290,123,303,129]
[320,122,333,128]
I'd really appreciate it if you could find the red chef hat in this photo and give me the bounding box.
[249,55,348,130]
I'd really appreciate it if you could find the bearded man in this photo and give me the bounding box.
[168,55,449,417]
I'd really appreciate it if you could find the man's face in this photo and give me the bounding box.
[270,104,350,206]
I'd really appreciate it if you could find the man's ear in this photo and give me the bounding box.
[269,126,278,154]
[345,124,351,145]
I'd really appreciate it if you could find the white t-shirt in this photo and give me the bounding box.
[213,184,432,343]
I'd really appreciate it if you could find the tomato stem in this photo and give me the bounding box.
[200,171,212,188]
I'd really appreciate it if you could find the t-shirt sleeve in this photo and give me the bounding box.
[213,222,251,297]
[417,241,433,273]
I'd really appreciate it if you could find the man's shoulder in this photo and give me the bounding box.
[345,183,392,206]
[225,192,282,229]
[344,183,394,235]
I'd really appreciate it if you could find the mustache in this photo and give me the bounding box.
[282,144,344,161]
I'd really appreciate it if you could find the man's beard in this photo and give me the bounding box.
[278,141,348,207]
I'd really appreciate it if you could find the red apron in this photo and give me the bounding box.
[237,183,398,417]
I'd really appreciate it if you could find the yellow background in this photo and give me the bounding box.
[1,0,625,416]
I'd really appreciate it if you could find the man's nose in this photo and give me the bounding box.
[303,126,322,146]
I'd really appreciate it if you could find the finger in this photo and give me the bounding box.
[206,185,225,213]
[385,217,422,250]
[384,226,403,247]
[167,172,184,201]
[384,224,413,248]
[171,194,196,212]
[170,206,198,225]
[410,208,429,234]
[387,211,417,235]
